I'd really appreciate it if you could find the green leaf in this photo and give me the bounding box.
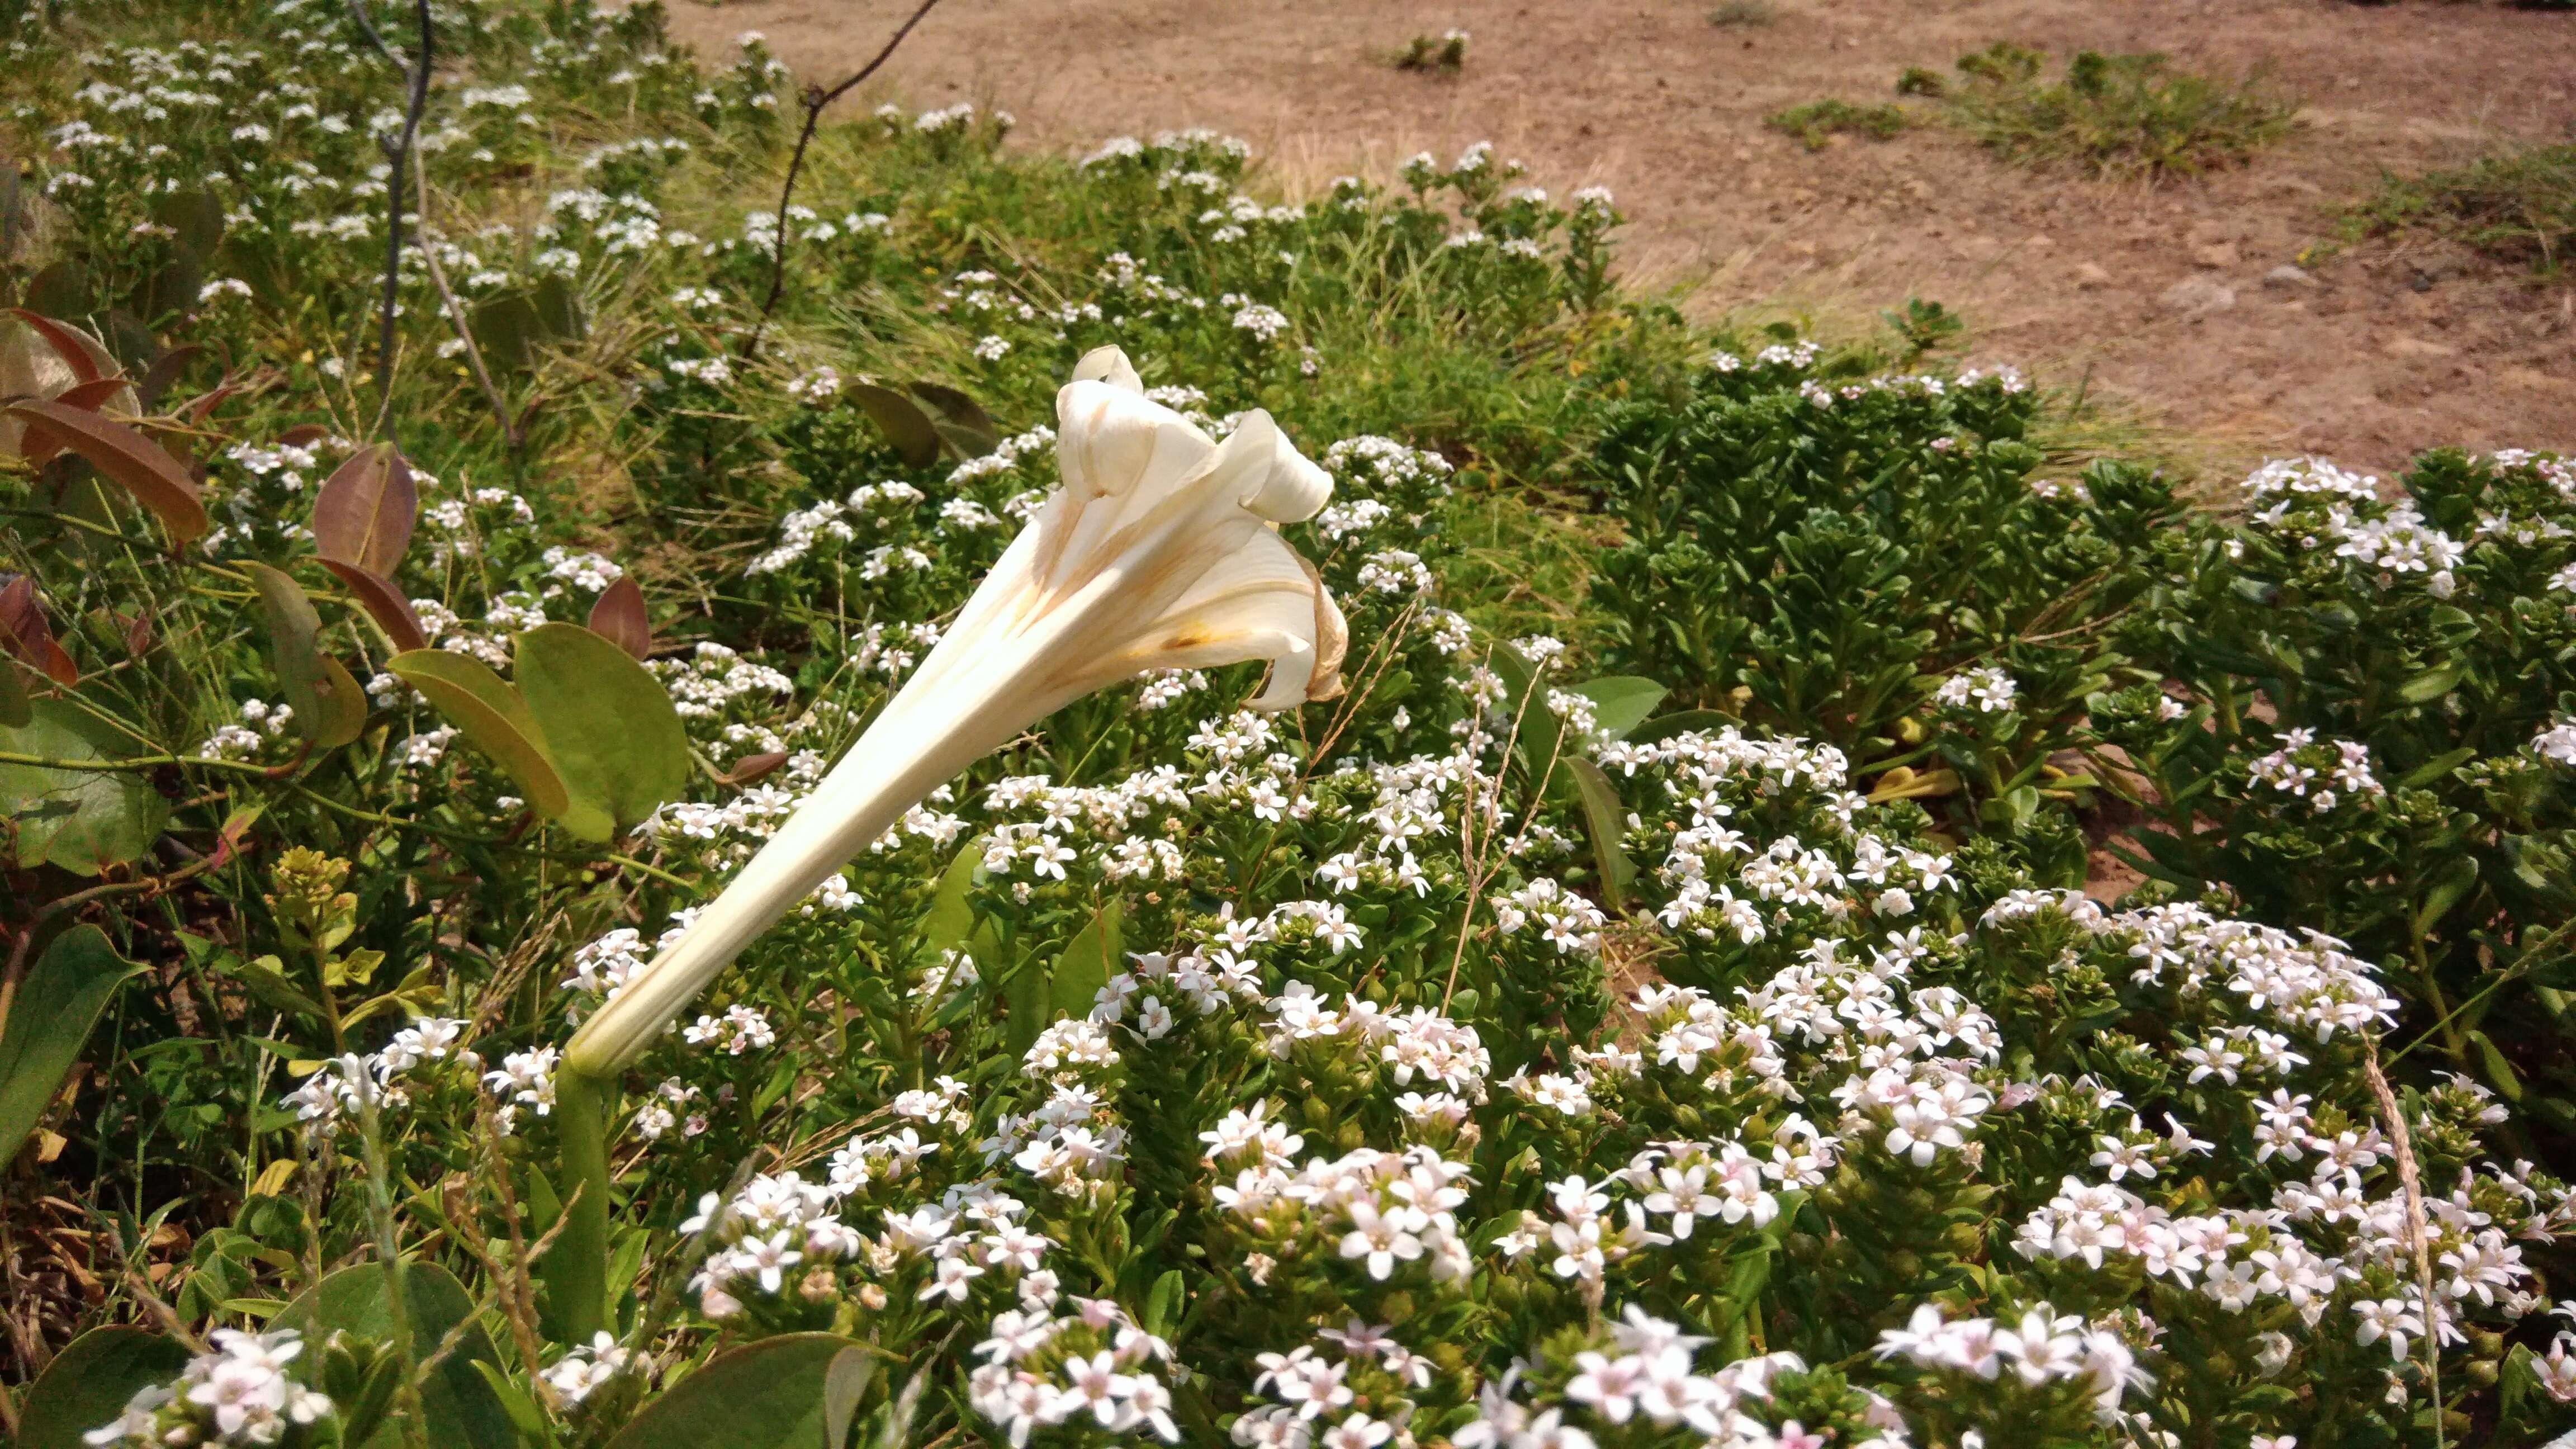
[1049,899,1123,1021]
[514,623,693,841]
[0,654,29,726]
[470,291,545,373]
[908,381,1000,457]
[921,839,984,953]
[847,383,942,468]
[14,1325,193,1449]
[1568,675,1668,740]
[1002,951,1047,1064]
[244,562,366,749]
[2396,661,2462,704]
[1565,759,1637,909]
[2414,855,2479,938]
[1144,1268,1185,1338]
[0,700,169,874]
[1485,643,1567,791]
[2398,746,2476,789]
[470,1360,550,1447]
[151,187,226,260]
[604,1334,867,1449]
[25,261,92,319]
[387,649,572,824]
[532,273,586,340]
[274,1261,514,1449]
[2467,1029,2523,1102]
[1625,708,1737,745]
[0,926,146,1163]
[822,1346,877,1449]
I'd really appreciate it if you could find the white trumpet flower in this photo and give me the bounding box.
[564,347,1346,1076]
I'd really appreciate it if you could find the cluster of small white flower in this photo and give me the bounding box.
[2246,729,2386,813]
[83,1329,334,1447]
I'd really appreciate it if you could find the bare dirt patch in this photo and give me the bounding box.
[655,0,2576,476]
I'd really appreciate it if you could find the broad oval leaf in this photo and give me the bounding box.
[1049,898,1123,1021]
[587,574,652,661]
[604,1333,868,1449]
[909,380,1000,457]
[0,655,28,728]
[136,342,202,411]
[386,648,571,822]
[1569,675,1669,741]
[5,399,206,546]
[245,562,366,749]
[0,925,149,1163]
[14,1324,192,1449]
[513,622,691,842]
[319,559,431,653]
[470,291,544,373]
[1566,757,1637,909]
[847,382,942,468]
[21,265,93,324]
[532,272,586,340]
[274,1261,513,1449]
[311,444,417,577]
[0,699,170,875]
[151,187,225,259]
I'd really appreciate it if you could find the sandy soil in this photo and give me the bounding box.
[654,0,2576,476]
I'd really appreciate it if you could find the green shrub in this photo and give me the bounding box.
[2346,144,2576,272]
[2106,449,2576,1135]
[1765,98,1909,150]
[1943,44,2300,181]
[1393,28,1470,73]
[1588,345,2181,861]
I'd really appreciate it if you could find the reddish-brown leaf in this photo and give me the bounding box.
[274,423,332,448]
[55,377,134,413]
[137,343,202,411]
[586,574,652,661]
[176,382,245,428]
[5,309,110,386]
[318,558,429,653]
[5,399,207,546]
[717,751,789,786]
[0,575,80,687]
[310,443,416,577]
[121,610,154,657]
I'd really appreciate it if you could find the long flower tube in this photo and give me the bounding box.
[548,349,1344,1336]
[562,345,1346,1079]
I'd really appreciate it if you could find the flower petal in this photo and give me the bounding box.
[1071,344,1143,394]
[1222,409,1333,523]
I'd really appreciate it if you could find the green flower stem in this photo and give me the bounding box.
[550,1064,615,1344]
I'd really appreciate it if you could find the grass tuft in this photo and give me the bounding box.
[1707,0,1778,26]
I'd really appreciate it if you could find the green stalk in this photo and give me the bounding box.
[549,1066,614,1344]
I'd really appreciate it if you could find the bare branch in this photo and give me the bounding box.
[740,0,949,363]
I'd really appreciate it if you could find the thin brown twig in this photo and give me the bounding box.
[409,169,522,453]
[740,0,950,363]
[2362,1036,2445,1449]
